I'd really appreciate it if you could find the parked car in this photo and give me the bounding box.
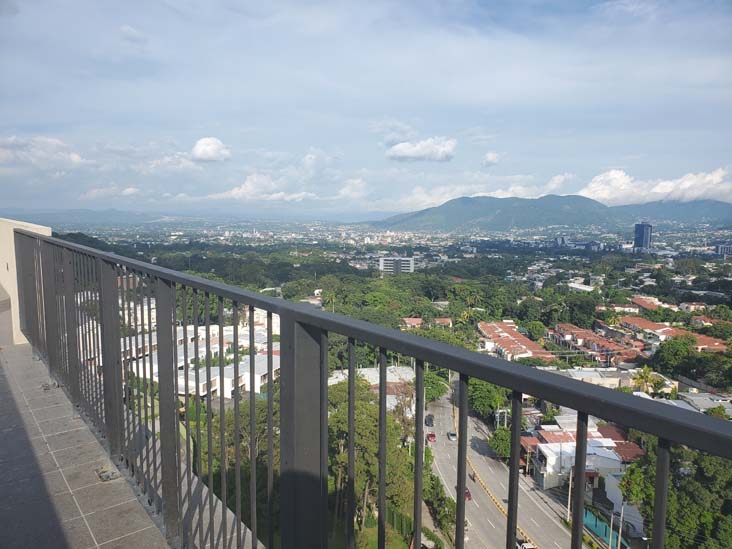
[516,540,537,549]
[426,432,436,443]
[447,431,457,441]
[425,414,434,427]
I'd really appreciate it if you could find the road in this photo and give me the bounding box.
[428,394,572,548]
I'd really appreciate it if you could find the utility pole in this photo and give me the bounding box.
[608,512,614,549]
[616,503,624,549]
[566,465,573,522]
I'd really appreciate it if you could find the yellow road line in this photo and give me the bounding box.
[452,403,540,548]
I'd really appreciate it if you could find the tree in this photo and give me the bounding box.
[652,334,697,375]
[424,369,448,402]
[322,291,336,312]
[620,434,732,548]
[468,379,509,421]
[524,320,547,342]
[706,405,729,420]
[632,366,656,394]
[488,427,511,459]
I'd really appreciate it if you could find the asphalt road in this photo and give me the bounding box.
[428,394,572,549]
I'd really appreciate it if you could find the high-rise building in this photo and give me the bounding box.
[378,256,415,274]
[634,222,653,250]
[716,244,732,256]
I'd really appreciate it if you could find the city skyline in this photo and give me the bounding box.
[1,0,731,216]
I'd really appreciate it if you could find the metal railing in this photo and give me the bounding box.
[13,228,732,549]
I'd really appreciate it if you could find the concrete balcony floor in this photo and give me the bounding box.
[0,343,169,549]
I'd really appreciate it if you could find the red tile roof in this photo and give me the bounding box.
[478,321,555,362]
[538,430,575,443]
[614,441,645,463]
[520,436,540,452]
[597,424,627,442]
[620,316,727,352]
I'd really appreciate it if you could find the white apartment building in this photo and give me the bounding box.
[378,257,415,275]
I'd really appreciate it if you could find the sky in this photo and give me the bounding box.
[1,0,731,220]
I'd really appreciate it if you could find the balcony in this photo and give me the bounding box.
[2,220,732,549]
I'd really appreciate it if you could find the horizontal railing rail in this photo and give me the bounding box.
[14,227,732,549]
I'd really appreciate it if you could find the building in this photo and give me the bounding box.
[329,366,416,415]
[378,256,415,275]
[679,302,706,313]
[400,317,424,330]
[543,366,676,394]
[679,392,732,416]
[630,295,677,312]
[619,316,728,352]
[567,282,595,293]
[548,324,640,365]
[478,320,555,362]
[633,222,653,250]
[716,244,732,256]
[432,317,453,328]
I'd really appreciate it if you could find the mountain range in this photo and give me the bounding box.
[374,195,732,231]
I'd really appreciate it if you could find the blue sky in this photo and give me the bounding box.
[1,0,731,219]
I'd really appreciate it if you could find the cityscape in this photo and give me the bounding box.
[1,2,731,549]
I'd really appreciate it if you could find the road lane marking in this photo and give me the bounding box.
[498,481,506,490]
[531,518,539,527]
[486,517,495,529]
[450,404,539,549]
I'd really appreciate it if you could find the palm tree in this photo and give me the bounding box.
[458,309,472,326]
[322,292,336,313]
[465,292,481,309]
[632,365,655,394]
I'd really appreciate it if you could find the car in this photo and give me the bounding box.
[426,432,436,443]
[464,488,472,501]
[516,540,537,549]
[425,414,434,427]
[447,431,457,441]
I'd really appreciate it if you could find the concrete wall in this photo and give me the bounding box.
[0,218,52,344]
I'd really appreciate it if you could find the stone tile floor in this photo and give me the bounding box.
[0,343,169,549]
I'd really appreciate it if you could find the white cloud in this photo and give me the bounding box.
[207,173,316,202]
[386,137,457,162]
[120,25,147,45]
[192,137,231,161]
[545,172,575,191]
[0,136,88,170]
[369,119,417,146]
[137,153,200,174]
[333,178,368,200]
[482,151,500,167]
[79,185,140,200]
[577,168,732,205]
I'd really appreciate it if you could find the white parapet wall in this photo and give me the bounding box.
[0,218,52,344]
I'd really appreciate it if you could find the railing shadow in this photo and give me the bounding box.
[0,355,72,549]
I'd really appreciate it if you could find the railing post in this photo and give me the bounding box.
[98,258,124,459]
[13,232,29,336]
[279,312,328,549]
[40,240,60,376]
[570,411,588,549]
[506,390,522,549]
[155,276,181,546]
[651,438,670,549]
[62,248,81,404]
